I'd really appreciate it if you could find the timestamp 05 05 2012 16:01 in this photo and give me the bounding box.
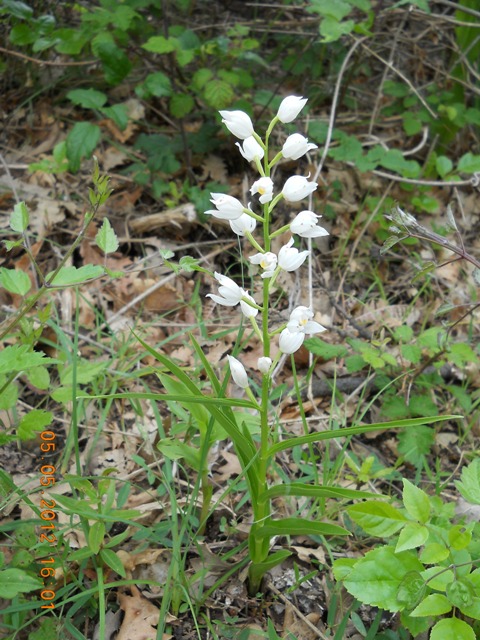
[37,429,58,610]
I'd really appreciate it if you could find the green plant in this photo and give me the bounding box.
[333,462,480,639]
[92,97,460,600]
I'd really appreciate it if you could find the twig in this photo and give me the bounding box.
[0,46,97,66]
[368,6,411,136]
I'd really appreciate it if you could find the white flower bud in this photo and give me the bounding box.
[278,238,309,272]
[282,133,317,160]
[250,177,274,204]
[277,96,308,123]
[227,354,249,389]
[240,291,259,318]
[290,210,329,238]
[257,357,272,374]
[205,193,245,220]
[230,212,257,236]
[282,175,317,203]
[287,306,326,335]
[279,328,305,354]
[219,110,255,139]
[236,136,264,162]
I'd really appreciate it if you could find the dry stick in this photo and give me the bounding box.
[368,6,411,137]
[0,46,97,66]
[100,242,236,330]
[266,581,330,640]
[359,40,438,120]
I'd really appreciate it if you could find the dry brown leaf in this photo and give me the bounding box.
[117,585,172,640]
[283,601,321,640]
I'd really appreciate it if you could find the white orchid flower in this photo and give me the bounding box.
[206,193,245,220]
[290,210,329,238]
[206,272,246,307]
[277,96,308,124]
[250,177,274,204]
[219,110,255,139]
[287,306,326,335]
[249,251,278,278]
[278,238,309,272]
[227,355,249,389]
[236,136,264,162]
[282,175,317,203]
[282,134,317,160]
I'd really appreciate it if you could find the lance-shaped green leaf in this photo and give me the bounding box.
[260,483,378,502]
[248,550,292,591]
[0,569,42,599]
[267,415,462,457]
[253,517,350,540]
[52,494,140,522]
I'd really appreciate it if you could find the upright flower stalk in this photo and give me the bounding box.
[209,97,329,591]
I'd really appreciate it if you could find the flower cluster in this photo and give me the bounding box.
[208,96,329,389]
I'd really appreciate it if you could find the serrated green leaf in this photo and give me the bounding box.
[95,218,119,254]
[419,542,449,564]
[411,593,451,617]
[26,365,50,390]
[17,409,52,441]
[343,546,423,612]
[395,522,429,552]
[203,79,234,109]
[142,71,172,97]
[430,618,476,640]
[347,501,407,536]
[436,155,453,178]
[46,264,104,286]
[455,459,480,505]
[304,337,348,360]
[446,579,475,608]
[400,343,422,364]
[397,426,435,466]
[0,345,55,375]
[448,524,472,550]
[0,267,31,296]
[396,571,426,609]
[169,93,194,118]
[402,478,430,523]
[67,88,107,109]
[142,35,178,54]
[457,152,480,174]
[10,201,29,233]
[0,569,42,598]
[66,122,101,172]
